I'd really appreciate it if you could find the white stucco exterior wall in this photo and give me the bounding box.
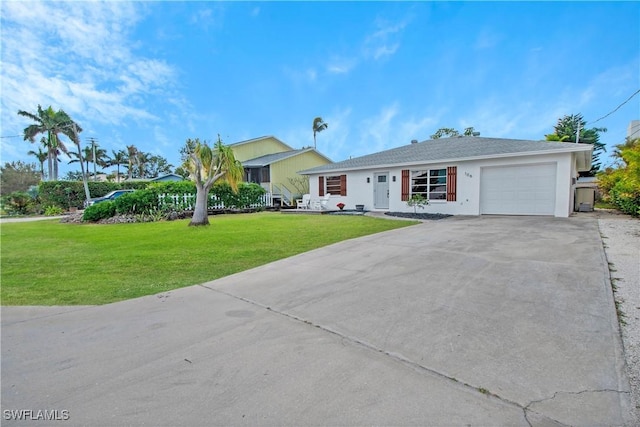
[307,152,579,217]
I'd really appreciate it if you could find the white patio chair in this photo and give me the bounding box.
[296,194,311,210]
[312,193,331,210]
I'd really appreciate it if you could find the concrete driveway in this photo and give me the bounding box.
[1,216,633,426]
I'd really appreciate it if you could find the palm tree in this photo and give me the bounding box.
[18,105,80,181]
[126,145,138,179]
[312,117,328,149]
[68,146,93,178]
[27,142,48,181]
[184,136,243,226]
[108,150,127,183]
[136,151,150,179]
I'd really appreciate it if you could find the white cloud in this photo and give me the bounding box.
[363,18,408,61]
[1,1,186,153]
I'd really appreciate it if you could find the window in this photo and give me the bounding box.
[319,174,347,196]
[326,176,342,194]
[411,169,446,200]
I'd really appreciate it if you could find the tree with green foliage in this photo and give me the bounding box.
[431,127,478,139]
[312,117,328,149]
[597,137,640,216]
[27,142,48,181]
[545,113,606,176]
[0,161,40,195]
[183,136,244,226]
[18,105,81,181]
[107,150,127,183]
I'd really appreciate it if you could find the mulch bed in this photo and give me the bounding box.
[385,212,452,220]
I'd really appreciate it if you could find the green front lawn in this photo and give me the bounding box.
[1,212,417,305]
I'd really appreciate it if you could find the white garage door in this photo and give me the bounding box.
[480,163,557,215]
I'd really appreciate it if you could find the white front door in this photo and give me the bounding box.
[374,173,389,209]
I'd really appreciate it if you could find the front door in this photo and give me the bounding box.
[374,172,389,209]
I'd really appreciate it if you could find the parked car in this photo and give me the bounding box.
[84,190,135,208]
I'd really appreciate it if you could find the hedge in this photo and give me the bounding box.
[39,181,149,209]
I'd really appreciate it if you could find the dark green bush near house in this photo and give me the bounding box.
[83,201,117,222]
[114,190,158,214]
[214,182,266,208]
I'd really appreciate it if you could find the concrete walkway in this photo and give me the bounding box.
[1,216,633,426]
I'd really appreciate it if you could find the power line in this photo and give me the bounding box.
[589,89,640,125]
[0,135,23,139]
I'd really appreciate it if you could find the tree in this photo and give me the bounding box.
[312,117,328,149]
[545,114,607,176]
[126,145,138,179]
[18,105,80,181]
[0,161,40,195]
[27,142,48,181]
[146,155,173,178]
[183,136,244,226]
[68,146,93,178]
[597,137,640,216]
[107,150,127,183]
[431,127,479,139]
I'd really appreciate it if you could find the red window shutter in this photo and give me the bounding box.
[401,170,410,201]
[447,166,457,202]
[340,175,347,196]
[319,176,325,196]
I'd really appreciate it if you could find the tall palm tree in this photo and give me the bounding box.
[108,150,127,182]
[27,142,48,181]
[126,145,138,180]
[68,146,93,178]
[136,151,150,179]
[312,117,328,149]
[185,136,243,226]
[18,105,80,180]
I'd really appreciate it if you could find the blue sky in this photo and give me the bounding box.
[1,1,639,178]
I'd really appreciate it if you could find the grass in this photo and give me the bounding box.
[1,212,417,305]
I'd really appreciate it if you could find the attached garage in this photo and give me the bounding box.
[480,163,557,215]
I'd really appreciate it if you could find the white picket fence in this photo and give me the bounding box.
[157,193,273,210]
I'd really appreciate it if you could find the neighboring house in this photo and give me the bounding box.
[230,136,332,206]
[299,136,594,217]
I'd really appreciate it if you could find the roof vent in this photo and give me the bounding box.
[410,139,418,144]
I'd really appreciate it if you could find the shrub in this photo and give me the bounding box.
[114,190,158,214]
[407,194,428,213]
[43,205,65,216]
[213,182,266,208]
[2,191,37,215]
[83,201,116,222]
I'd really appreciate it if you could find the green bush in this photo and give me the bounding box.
[213,182,266,208]
[43,205,65,216]
[114,190,158,214]
[83,201,116,222]
[2,192,37,215]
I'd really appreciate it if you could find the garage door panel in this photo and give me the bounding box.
[480,164,556,215]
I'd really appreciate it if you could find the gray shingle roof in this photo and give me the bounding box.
[242,149,309,167]
[300,136,593,174]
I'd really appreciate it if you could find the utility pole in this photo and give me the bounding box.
[87,137,99,181]
[575,119,580,144]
